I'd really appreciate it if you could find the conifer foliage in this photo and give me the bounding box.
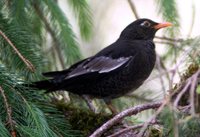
[0,0,92,136]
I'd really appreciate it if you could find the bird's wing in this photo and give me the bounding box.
[66,56,132,79]
[42,58,89,78]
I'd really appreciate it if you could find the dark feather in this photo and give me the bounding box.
[66,56,131,79]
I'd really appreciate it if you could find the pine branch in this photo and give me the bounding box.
[42,0,82,65]
[0,85,16,137]
[0,29,35,72]
[0,121,10,137]
[0,65,81,137]
[68,0,93,40]
[33,3,65,69]
[0,13,44,79]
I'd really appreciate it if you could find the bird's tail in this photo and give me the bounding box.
[27,80,57,92]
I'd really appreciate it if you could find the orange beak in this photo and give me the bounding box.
[153,22,172,30]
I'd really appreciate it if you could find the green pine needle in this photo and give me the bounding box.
[42,0,82,65]
[0,65,82,137]
[0,13,44,80]
[156,0,180,36]
[68,0,93,41]
[0,121,10,137]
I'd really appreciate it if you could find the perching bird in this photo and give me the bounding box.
[32,18,172,110]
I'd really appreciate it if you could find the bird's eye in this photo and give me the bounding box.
[140,21,151,27]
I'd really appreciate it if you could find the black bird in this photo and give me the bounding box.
[33,18,172,106]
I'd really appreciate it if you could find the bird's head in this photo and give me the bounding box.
[120,18,172,40]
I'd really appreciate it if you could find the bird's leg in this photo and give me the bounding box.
[104,99,132,128]
[82,95,97,113]
[104,99,118,115]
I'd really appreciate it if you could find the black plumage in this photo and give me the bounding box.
[33,18,172,101]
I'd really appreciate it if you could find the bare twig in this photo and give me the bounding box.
[0,86,16,137]
[156,56,166,93]
[190,70,200,116]
[146,46,194,84]
[174,80,191,107]
[172,70,200,113]
[91,62,198,137]
[146,68,175,84]
[137,99,168,137]
[108,124,143,137]
[127,0,139,19]
[155,36,183,43]
[142,69,199,136]
[155,39,197,64]
[108,121,157,137]
[82,95,97,113]
[170,104,179,137]
[89,102,162,137]
[0,30,35,72]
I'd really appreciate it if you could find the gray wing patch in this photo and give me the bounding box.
[98,57,130,73]
[66,56,132,79]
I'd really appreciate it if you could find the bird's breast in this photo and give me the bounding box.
[126,48,155,79]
